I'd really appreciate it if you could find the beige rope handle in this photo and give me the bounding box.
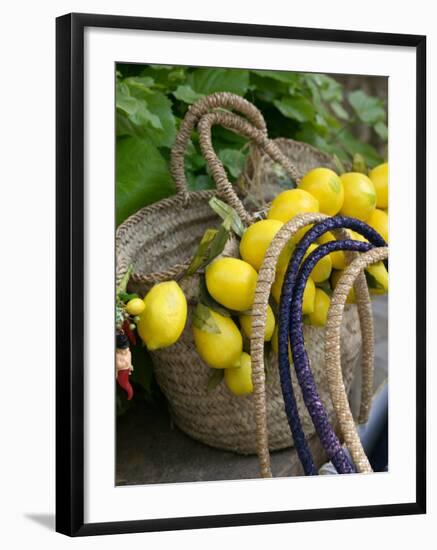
[197,111,302,225]
[335,233,374,425]
[170,92,268,200]
[325,246,388,473]
[250,213,374,478]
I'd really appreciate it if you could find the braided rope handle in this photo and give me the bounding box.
[170,92,267,199]
[197,111,302,225]
[287,237,375,474]
[250,213,375,478]
[325,246,388,473]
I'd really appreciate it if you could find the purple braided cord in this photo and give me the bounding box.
[292,239,372,473]
[278,216,387,475]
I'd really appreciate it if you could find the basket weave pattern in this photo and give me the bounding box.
[115,93,363,455]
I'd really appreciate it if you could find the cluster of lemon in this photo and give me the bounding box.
[126,162,388,397]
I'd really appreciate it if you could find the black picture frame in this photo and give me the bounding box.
[56,12,427,537]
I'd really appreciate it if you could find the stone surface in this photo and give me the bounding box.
[116,401,327,486]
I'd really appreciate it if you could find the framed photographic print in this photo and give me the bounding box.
[56,12,426,537]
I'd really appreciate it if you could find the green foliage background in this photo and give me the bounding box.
[116,64,387,226]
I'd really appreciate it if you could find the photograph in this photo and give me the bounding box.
[1,0,433,546]
[54,12,425,536]
[114,64,390,484]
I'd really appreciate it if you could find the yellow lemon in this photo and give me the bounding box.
[125,297,146,316]
[339,172,376,221]
[275,240,296,276]
[137,281,187,350]
[205,257,257,312]
[240,219,283,271]
[239,304,275,341]
[366,262,389,295]
[267,189,319,223]
[299,167,344,215]
[368,162,388,208]
[366,208,388,243]
[271,324,293,359]
[304,243,332,283]
[331,269,356,304]
[318,231,347,270]
[308,288,331,326]
[302,279,316,314]
[224,352,253,396]
[192,309,242,369]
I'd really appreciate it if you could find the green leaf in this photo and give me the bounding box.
[118,291,139,303]
[185,140,206,171]
[338,130,383,167]
[318,75,343,102]
[218,148,246,179]
[116,77,176,147]
[374,121,388,140]
[130,344,155,395]
[207,368,224,391]
[316,280,333,296]
[348,90,386,125]
[352,153,368,174]
[124,76,155,91]
[185,221,231,276]
[191,68,250,96]
[207,222,232,260]
[139,65,186,87]
[192,303,221,333]
[116,264,133,295]
[208,197,245,237]
[173,84,204,104]
[330,101,349,120]
[116,137,175,225]
[116,82,162,130]
[185,229,219,276]
[250,69,300,86]
[332,154,346,175]
[186,172,214,191]
[273,97,315,122]
[116,111,141,138]
[139,90,176,147]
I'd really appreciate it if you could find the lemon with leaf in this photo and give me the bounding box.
[192,308,242,369]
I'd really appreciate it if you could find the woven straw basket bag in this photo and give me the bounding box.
[115,93,363,456]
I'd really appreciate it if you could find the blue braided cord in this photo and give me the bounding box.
[277,216,386,475]
[290,239,372,473]
[277,317,318,475]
